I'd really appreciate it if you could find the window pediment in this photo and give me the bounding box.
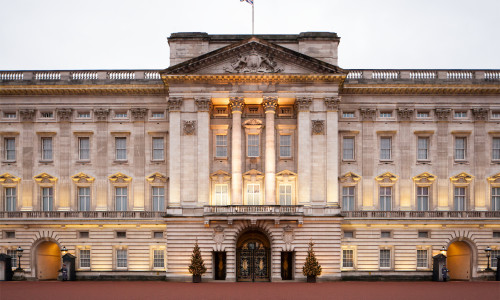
[146,172,168,183]
[339,172,361,184]
[375,172,398,184]
[450,172,473,184]
[487,173,500,185]
[243,119,263,129]
[276,169,297,180]
[243,169,264,181]
[413,172,436,186]
[0,173,21,184]
[34,172,57,184]
[109,172,132,183]
[71,172,95,184]
[210,170,231,182]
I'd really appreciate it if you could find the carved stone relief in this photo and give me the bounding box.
[397,108,414,121]
[57,109,73,121]
[224,50,283,73]
[229,97,245,112]
[168,97,183,111]
[262,96,278,112]
[94,108,110,121]
[472,108,488,121]
[360,108,376,121]
[195,97,211,112]
[131,108,148,120]
[213,225,225,247]
[311,120,325,135]
[324,97,341,111]
[19,109,36,121]
[435,108,451,121]
[295,97,312,112]
[183,121,196,135]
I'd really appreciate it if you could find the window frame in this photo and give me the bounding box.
[247,183,260,205]
[454,136,467,161]
[454,186,467,211]
[379,186,392,211]
[115,248,128,270]
[78,137,91,161]
[5,187,17,211]
[152,137,165,161]
[379,136,392,161]
[79,248,91,269]
[41,186,54,211]
[342,186,355,211]
[151,186,165,211]
[247,134,260,158]
[279,134,292,158]
[342,248,355,269]
[4,137,16,162]
[492,137,500,162]
[115,136,127,161]
[342,136,355,161]
[279,183,292,205]
[41,136,53,161]
[416,248,430,269]
[417,137,429,161]
[215,134,228,158]
[152,248,165,269]
[115,186,128,211]
[214,184,228,206]
[379,248,392,270]
[416,186,430,211]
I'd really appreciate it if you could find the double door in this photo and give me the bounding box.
[236,241,270,282]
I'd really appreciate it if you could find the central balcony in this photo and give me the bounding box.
[203,205,304,216]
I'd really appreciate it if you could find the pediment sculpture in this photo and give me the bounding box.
[224,50,283,73]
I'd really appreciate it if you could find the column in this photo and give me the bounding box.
[196,97,211,206]
[230,97,244,205]
[168,97,183,207]
[131,108,148,211]
[57,109,73,211]
[20,109,35,211]
[263,96,277,205]
[435,108,451,210]
[360,108,377,210]
[472,108,488,210]
[325,97,340,206]
[296,97,312,205]
[94,108,110,211]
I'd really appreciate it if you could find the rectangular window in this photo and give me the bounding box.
[492,112,500,119]
[342,186,355,211]
[380,137,392,160]
[491,250,500,270]
[493,138,500,161]
[152,187,165,211]
[41,112,54,118]
[5,231,15,238]
[417,249,428,268]
[492,187,500,211]
[116,231,127,238]
[342,112,355,118]
[247,135,259,157]
[454,187,466,211]
[115,187,127,211]
[342,249,354,268]
[379,249,391,268]
[380,112,392,118]
[152,137,164,160]
[78,137,90,161]
[153,231,164,239]
[343,137,355,160]
[5,187,16,211]
[343,231,354,238]
[215,135,228,158]
[42,187,54,211]
[455,137,466,160]
[115,112,127,118]
[379,187,392,211]
[417,186,429,211]
[80,249,91,268]
[454,111,467,118]
[418,231,429,238]
[116,249,127,268]
[417,137,429,160]
[4,112,16,119]
[381,231,391,238]
[279,135,291,158]
[279,184,292,205]
[247,184,260,205]
[153,249,165,268]
[78,187,91,211]
[5,138,15,161]
[417,111,429,118]
[77,112,91,118]
[41,137,53,161]
[152,112,164,118]
[115,137,127,160]
[214,184,228,206]
[7,249,17,268]
[79,231,89,239]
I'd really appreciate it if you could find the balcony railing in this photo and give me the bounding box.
[345,69,500,81]
[0,211,167,219]
[342,210,500,219]
[204,205,304,216]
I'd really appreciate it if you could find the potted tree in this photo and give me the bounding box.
[188,240,207,283]
[302,240,322,283]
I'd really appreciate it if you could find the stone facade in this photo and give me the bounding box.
[0,32,499,281]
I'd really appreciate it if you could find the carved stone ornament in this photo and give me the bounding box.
[487,173,500,184]
[146,172,168,183]
[229,97,245,112]
[360,108,377,121]
[282,225,294,245]
[435,108,451,121]
[413,172,436,185]
[397,108,414,121]
[375,172,398,184]
[472,108,489,121]
[224,50,283,73]
[0,173,21,184]
[34,173,58,184]
[213,225,225,247]
[195,97,211,112]
[108,172,132,183]
[71,172,95,184]
[450,172,473,184]
[339,172,361,184]
[183,121,196,135]
[19,109,36,121]
[311,120,325,135]
[262,96,278,112]
[94,108,110,121]
[168,97,183,111]
[295,97,312,112]
[324,97,341,111]
[57,108,73,121]
[131,108,148,120]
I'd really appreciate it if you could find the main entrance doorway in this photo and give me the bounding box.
[447,241,472,280]
[236,231,270,282]
[36,241,61,280]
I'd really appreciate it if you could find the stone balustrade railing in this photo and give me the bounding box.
[204,205,304,215]
[0,70,162,82]
[0,211,167,219]
[345,69,500,81]
[342,210,500,219]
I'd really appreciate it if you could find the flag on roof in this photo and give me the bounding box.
[241,0,254,5]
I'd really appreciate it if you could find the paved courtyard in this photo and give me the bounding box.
[1,281,499,300]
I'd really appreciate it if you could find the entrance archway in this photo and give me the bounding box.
[447,241,472,280]
[35,241,61,280]
[236,230,270,282]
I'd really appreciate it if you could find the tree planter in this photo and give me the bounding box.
[307,276,316,283]
[192,275,201,283]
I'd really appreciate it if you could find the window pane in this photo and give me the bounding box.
[79,137,90,160]
[152,137,164,160]
[343,137,354,160]
[6,187,17,211]
[380,249,391,268]
[454,187,466,211]
[248,135,259,157]
[417,250,428,268]
[153,249,165,268]
[152,187,165,211]
[379,187,392,211]
[78,187,91,211]
[216,135,227,157]
[247,184,260,205]
[417,187,429,211]
[492,187,500,211]
[342,249,354,268]
[5,138,16,161]
[117,250,127,268]
[493,138,500,160]
[279,184,292,205]
[417,137,428,160]
[7,249,17,268]
[280,135,291,157]
[342,186,355,211]
[42,187,53,211]
[115,137,127,160]
[80,249,91,268]
[215,184,228,206]
[455,138,466,160]
[115,187,127,211]
[380,137,391,160]
[42,137,53,160]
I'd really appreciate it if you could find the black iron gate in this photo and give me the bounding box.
[236,241,270,282]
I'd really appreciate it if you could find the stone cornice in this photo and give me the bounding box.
[341,84,500,95]
[0,84,166,96]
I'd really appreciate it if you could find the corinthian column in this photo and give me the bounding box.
[195,97,211,206]
[325,97,340,206]
[230,97,244,205]
[168,97,183,207]
[296,97,312,205]
[263,96,277,205]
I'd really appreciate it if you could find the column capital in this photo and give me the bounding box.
[324,97,341,111]
[168,97,183,112]
[262,96,278,113]
[229,97,245,113]
[295,97,312,112]
[94,108,110,122]
[397,107,414,121]
[472,108,489,121]
[57,108,73,122]
[195,97,211,112]
[435,108,451,121]
[360,107,376,121]
[131,108,148,121]
[19,109,36,122]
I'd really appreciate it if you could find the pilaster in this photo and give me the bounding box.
[131,108,147,211]
[263,96,277,205]
[196,97,211,206]
[325,97,340,206]
[169,97,183,206]
[360,107,376,210]
[435,108,451,210]
[230,97,244,205]
[296,97,312,205]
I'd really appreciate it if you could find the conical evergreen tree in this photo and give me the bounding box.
[302,240,322,277]
[188,240,207,276]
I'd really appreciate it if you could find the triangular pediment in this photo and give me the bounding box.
[243,169,264,180]
[487,172,500,184]
[413,172,436,183]
[339,172,361,183]
[71,172,95,184]
[375,172,398,184]
[0,173,21,184]
[146,172,168,183]
[34,172,57,183]
[450,172,473,184]
[163,37,345,75]
[108,172,132,183]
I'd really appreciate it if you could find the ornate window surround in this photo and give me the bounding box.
[487,173,500,211]
[146,172,168,211]
[449,172,474,211]
[243,119,263,159]
[276,124,296,160]
[375,172,398,211]
[414,130,434,164]
[275,170,297,205]
[339,172,361,211]
[110,131,131,164]
[73,131,93,164]
[71,172,95,211]
[210,170,231,206]
[340,130,359,162]
[412,172,436,211]
[242,169,264,205]
[36,132,56,163]
[451,131,471,164]
[0,173,21,211]
[147,131,167,162]
[211,125,229,160]
[34,172,58,211]
[109,172,132,211]
[377,131,397,163]
[1,132,19,163]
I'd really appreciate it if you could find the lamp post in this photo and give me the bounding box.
[15,246,23,271]
[61,246,68,256]
[485,245,492,271]
[440,246,447,256]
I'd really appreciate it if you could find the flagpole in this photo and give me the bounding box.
[252,3,254,35]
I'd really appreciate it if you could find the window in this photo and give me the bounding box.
[152,137,164,160]
[342,249,354,268]
[454,111,467,118]
[247,134,259,157]
[41,137,53,161]
[343,231,354,238]
[454,187,466,211]
[455,137,466,160]
[77,112,91,119]
[381,231,391,238]
[379,187,392,211]
[417,111,429,118]
[116,249,127,268]
[115,187,127,211]
[342,137,355,160]
[41,187,54,211]
[41,112,54,118]
[153,249,165,268]
[492,187,500,211]
[279,184,292,205]
[152,187,165,211]
[493,138,500,161]
[214,184,228,206]
[380,112,392,118]
[492,112,500,119]
[380,137,392,160]
[379,249,391,268]
[152,112,164,118]
[115,137,127,160]
[279,135,291,158]
[417,186,429,211]
[80,249,91,268]
[417,137,429,160]
[494,232,500,238]
[216,135,227,158]
[115,112,127,118]
[4,112,16,119]
[418,231,429,238]
[116,231,127,238]
[4,138,15,161]
[342,186,355,211]
[5,231,15,239]
[491,250,500,270]
[78,187,91,211]
[342,112,355,118]
[417,249,428,268]
[5,187,16,211]
[247,184,260,205]
[7,249,17,268]
[79,231,89,239]
[153,231,164,239]
[78,137,90,160]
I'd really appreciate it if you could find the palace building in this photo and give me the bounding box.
[0,32,499,281]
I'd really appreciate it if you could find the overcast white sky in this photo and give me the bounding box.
[1,0,499,70]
